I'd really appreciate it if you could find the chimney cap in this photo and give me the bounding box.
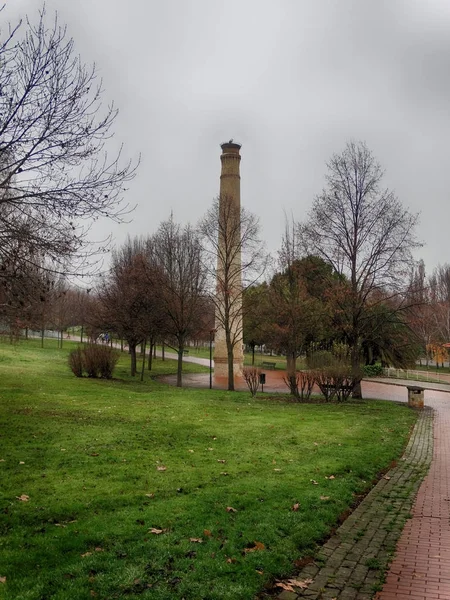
[220,140,241,150]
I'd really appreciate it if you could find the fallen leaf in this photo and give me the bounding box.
[226,506,237,513]
[90,453,99,457]
[0,459,5,462]
[226,557,237,563]
[217,459,226,463]
[292,503,300,511]
[244,541,265,552]
[203,529,212,537]
[149,528,168,534]
[274,468,281,472]
[19,461,25,465]
[275,582,295,592]
[320,496,330,501]
[208,448,213,451]
[326,475,335,480]
[61,448,66,452]
[90,591,97,597]
[81,552,92,557]
[16,494,29,502]
[145,493,155,498]
[55,523,67,528]
[310,480,318,485]
[276,578,313,591]
[189,538,203,543]
[383,475,391,480]
[94,547,104,552]
[256,570,264,575]
[220,472,228,476]
[313,442,319,446]
[288,578,313,588]
[0,577,6,584]
[212,436,217,440]
[157,466,167,471]
[188,449,194,453]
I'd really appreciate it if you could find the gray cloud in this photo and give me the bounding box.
[3,0,450,275]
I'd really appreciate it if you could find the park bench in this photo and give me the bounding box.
[261,361,276,370]
[322,383,353,393]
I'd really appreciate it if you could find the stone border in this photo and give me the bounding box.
[273,407,434,600]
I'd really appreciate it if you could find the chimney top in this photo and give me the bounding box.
[220,140,241,151]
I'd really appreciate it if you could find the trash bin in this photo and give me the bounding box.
[407,386,424,410]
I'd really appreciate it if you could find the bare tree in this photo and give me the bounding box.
[0,6,137,279]
[428,264,450,348]
[96,241,150,376]
[199,196,267,391]
[299,141,420,396]
[149,217,208,387]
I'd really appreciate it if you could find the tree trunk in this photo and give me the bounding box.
[177,347,183,387]
[130,343,137,376]
[162,343,165,361]
[286,352,297,377]
[140,339,146,382]
[226,332,235,392]
[351,344,362,399]
[251,344,255,365]
[148,341,153,371]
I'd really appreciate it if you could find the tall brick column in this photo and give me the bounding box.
[213,141,244,381]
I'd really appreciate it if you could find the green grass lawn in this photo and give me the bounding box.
[0,339,416,600]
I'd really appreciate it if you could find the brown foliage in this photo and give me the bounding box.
[68,344,119,379]
[242,366,260,397]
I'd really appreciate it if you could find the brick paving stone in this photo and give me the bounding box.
[376,393,450,600]
[271,403,434,600]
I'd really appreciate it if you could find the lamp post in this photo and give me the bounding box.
[209,329,216,389]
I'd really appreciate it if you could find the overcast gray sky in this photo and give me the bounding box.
[3,0,449,275]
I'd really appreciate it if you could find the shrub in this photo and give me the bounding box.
[68,344,120,379]
[307,350,357,402]
[242,366,260,397]
[68,347,84,377]
[363,363,383,377]
[83,343,101,378]
[97,345,120,379]
[283,370,315,401]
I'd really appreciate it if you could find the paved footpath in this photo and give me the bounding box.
[272,391,450,600]
[375,394,450,600]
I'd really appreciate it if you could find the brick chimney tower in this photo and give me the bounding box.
[213,141,244,383]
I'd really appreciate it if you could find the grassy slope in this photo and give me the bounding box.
[0,340,416,600]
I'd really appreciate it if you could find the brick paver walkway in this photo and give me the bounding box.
[272,404,434,600]
[376,395,450,600]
